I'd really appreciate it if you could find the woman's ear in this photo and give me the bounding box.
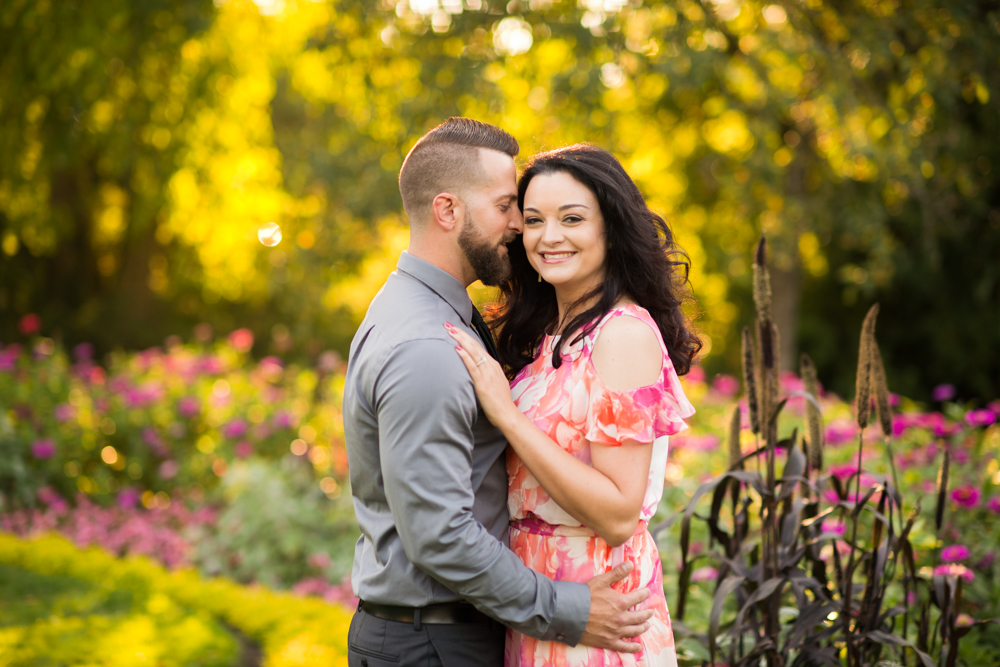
[431,192,462,231]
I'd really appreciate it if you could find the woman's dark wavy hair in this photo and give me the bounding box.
[490,144,702,379]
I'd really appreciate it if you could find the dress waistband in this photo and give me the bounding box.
[511,515,649,539]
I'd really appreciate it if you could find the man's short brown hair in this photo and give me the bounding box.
[398,117,519,225]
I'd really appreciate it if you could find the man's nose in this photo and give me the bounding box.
[508,209,524,232]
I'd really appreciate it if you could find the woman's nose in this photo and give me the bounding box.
[540,220,563,244]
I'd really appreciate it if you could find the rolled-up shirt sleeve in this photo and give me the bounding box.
[374,338,589,644]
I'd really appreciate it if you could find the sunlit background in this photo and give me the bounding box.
[3,0,998,399]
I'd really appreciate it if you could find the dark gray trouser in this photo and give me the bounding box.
[347,608,505,667]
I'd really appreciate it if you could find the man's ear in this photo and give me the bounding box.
[431,192,462,231]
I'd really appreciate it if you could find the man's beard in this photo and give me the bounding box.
[458,212,514,287]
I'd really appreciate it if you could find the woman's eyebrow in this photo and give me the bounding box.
[523,203,589,213]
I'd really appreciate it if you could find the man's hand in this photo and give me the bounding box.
[579,562,654,653]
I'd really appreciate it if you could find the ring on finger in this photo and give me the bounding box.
[475,356,487,367]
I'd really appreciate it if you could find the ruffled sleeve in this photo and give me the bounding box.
[579,350,696,447]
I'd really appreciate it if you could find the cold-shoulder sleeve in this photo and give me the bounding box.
[577,306,696,447]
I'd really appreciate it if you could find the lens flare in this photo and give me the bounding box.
[258,222,282,247]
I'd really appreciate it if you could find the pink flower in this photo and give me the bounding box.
[221,419,247,439]
[690,566,719,583]
[934,564,974,583]
[19,313,41,335]
[821,519,846,536]
[54,403,76,423]
[685,366,705,384]
[966,409,996,427]
[988,497,1000,514]
[234,441,254,459]
[941,544,970,562]
[825,420,857,446]
[308,552,332,569]
[177,396,201,419]
[951,485,980,509]
[228,328,254,353]
[158,460,179,480]
[672,434,719,452]
[956,613,975,628]
[989,400,1000,417]
[31,438,56,459]
[142,427,169,457]
[710,374,740,398]
[117,487,141,509]
[932,384,956,402]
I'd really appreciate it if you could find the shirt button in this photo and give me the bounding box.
[556,634,565,641]
[361,660,368,667]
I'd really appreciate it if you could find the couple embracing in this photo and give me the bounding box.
[344,117,701,666]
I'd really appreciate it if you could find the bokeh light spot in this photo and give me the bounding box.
[258,222,282,247]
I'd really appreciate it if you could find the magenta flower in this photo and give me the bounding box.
[989,400,1000,417]
[221,419,247,439]
[941,544,970,562]
[0,345,22,372]
[932,384,956,401]
[72,342,94,361]
[988,497,1000,514]
[117,487,141,509]
[272,410,295,430]
[821,519,846,536]
[951,485,980,509]
[234,441,254,459]
[824,420,857,446]
[966,409,996,427]
[934,564,974,583]
[30,438,56,459]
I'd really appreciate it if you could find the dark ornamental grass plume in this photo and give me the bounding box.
[752,236,772,324]
[800,353,824,473]
[727,405,743,471]
[936,448,950,533]
[855,304,880,429]
[741,326,760,435]
[871,343,892,438]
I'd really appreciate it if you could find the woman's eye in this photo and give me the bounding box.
[563,216,582,224]
[524,217,542,225]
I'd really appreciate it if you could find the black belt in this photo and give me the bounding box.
[359,600,493,629]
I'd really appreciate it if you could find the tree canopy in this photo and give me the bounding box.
[2,0,998,400]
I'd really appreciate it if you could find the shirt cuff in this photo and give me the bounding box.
[545,581,590,646]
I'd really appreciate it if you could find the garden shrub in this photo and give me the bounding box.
[0,533,351,667]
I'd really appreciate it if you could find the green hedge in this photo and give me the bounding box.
[0,533,351,666]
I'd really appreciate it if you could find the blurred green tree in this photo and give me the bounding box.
[2,0,997,400]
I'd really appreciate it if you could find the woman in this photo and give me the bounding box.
[446,144,701,666]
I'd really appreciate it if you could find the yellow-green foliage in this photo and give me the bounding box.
[0,533,351,667]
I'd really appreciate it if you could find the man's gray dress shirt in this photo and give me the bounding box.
[344,251,590,644]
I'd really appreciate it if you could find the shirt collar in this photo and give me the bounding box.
[396,251,474,325]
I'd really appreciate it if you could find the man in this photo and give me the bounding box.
[344,118,653,666]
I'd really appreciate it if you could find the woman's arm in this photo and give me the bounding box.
[445,316,663,547]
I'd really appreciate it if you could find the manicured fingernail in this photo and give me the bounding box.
[455,345,462,351]
[445,322,454,328]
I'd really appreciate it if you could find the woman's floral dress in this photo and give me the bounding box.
[506,304,695,667]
